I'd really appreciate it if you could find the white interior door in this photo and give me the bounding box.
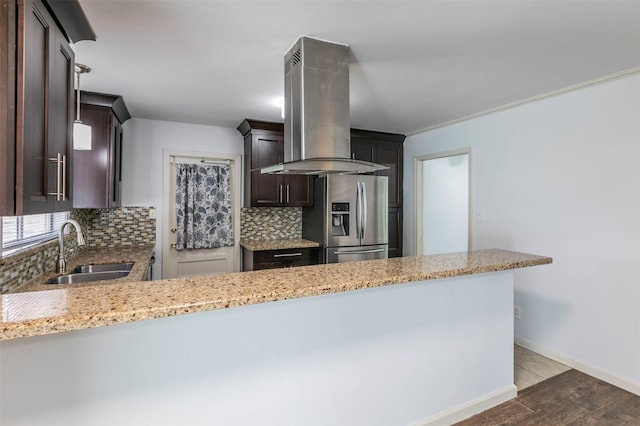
[415,149,471,255]
[163,152,241,278]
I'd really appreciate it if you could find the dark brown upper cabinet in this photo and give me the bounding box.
[350,129,405,208]
[73,91,130,209]
[0,0,92,216]
[350,128,405,257]
[1,0,74,215]
[237,119,312,208]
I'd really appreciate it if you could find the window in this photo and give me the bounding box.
[1,212,69,257]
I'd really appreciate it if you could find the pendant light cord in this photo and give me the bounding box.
[75,64,91,122]
[76,70,81,121]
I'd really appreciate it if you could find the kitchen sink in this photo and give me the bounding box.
[71,262,134,274]
[45,262,135,285]
[45,270,130,285]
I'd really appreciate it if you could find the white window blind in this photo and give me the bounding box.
[1,212,69,256]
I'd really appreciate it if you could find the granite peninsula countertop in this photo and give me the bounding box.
[240,238,319,251]
[0,249,551,341]
[14,245,155,293]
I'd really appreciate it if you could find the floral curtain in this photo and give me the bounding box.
[175,163,233,250]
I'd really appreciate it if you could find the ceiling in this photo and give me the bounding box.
[73,0,640,136]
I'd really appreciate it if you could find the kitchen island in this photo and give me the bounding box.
[0,249,550,425]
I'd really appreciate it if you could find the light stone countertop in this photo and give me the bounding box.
[0,249,551,341]
[240,238,320,251]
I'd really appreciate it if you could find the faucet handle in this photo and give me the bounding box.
[57,255,67,274]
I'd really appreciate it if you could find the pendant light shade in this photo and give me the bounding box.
[73,122,92,150]
[74,64,92,150]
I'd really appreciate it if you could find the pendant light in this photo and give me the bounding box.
[73,64,92,150]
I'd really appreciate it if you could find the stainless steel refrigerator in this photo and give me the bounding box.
[303,175,388,263]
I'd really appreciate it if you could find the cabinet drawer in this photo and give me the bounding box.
[243,247,319,271]
[252,260,308,271]
[253,248,317,264]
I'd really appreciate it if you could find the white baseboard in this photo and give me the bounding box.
[411,385,517,426]
[515,336,640,396]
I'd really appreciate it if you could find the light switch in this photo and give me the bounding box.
[149,207,157,219]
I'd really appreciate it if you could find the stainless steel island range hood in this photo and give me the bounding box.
[261,36,388,175]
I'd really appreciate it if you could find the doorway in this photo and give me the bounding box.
[415,148,471,255]
[162,151,241,278]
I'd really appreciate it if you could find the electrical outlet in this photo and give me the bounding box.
[514,305,522,320]
[149,207,157,219]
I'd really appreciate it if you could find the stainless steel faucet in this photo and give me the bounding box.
[57,219,86,274]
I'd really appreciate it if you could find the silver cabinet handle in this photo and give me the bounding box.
[334,248,385,255]
[286,184,290,203]
[273,252,303,258]
[48,153,68,201]
[61,154,67,201]
[279,184,284,203]
[48,153,63,200]
[47,153,61,200]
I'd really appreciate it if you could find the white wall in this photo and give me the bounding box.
[0,272,515,426]
[121,118,243,278]
[404,73,640,393]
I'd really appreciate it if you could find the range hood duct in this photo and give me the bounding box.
[261,36,388,175]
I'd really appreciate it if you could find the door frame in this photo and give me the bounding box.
[414,147,472,255]
[162,150,242,278]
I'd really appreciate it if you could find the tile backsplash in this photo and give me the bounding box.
[72,206,156,247]
[0,206,156,293]
[0,236,81,294]
[240,207,302,240]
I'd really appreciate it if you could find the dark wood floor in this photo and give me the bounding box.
[456,369,640,425]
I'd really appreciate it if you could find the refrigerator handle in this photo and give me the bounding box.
[356,181,361,239]
[333,248,385,255]
[355,182,359,239]
[362,182,367,239]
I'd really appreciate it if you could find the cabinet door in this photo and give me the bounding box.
[73,95,128,209]
[0,0,17,215]
[107,114,122,207]
[112,121,123,207]
[16,0,73,214]
[250,133,284,206]
[377,142,403,209]
[350,140,377,163]
[283,175,312,207]
[17,0,51,214]
[72,105,109,208]
[388,207,402,258]
[48,24,74,212]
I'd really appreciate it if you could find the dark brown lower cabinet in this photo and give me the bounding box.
[388,208,403,259]
[243,247,319,271]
